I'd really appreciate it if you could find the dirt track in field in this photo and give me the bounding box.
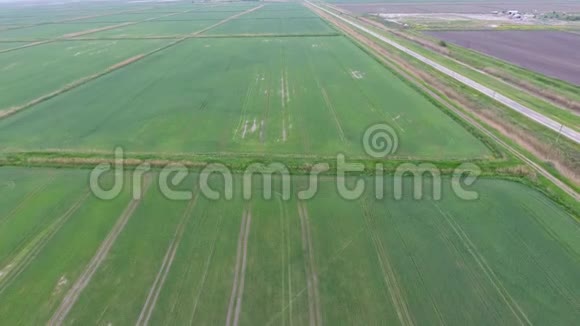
[426,30,580,85]
[339,1,580,14]
[298,201,321,326]
[49,178,152,326]
[225,207,252,326]
[136,195,199,326]
[0,190,90,295]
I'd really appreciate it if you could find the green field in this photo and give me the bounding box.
[239,7,319,19]
[83,20,221,38]
[0,168,578,324]
[0,23,123,41]
[205,17,338,35]
[155,11,247,21]
[75,12,173,24]
[0,1,578,325]
[0,41,26,51]
[0,167,134,325]
[0,39,170,112]
[0,36,489,159]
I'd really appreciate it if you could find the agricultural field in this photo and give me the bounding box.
[83,20,222,38]
[239,8,319,19]
[0,1,578,326]
[0,36,489,159]
[0,41,25,50]
[0,168,578,325]
[336,1,580,14]
[155,11,248,21]
[0,39,171,112]
[0,167,135,325]
[74,12,173,24]
[205,17,338,35]
[427,30,580,85]
[0,23,125,41]
[204,3,337,36]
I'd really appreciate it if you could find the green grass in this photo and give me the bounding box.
[147,192,255,325]
[357,28,579,190]
[0,170,86,266]
[74,13,172,24]
[310,177,580,324]
[0,168,578,324]
[154,11,251,21]
[0,167,134,325]
[325,0,510,2]
[0,42,27,50]
[0,23,123,41]
[205,17,337,35]
[62,176,190,325]
[0,36,490,159]
[0,39,170,111]
[445,41,580,103]
[239,6,319,19]
[0,2,578,325]
[83,20,221,38]
[362,24,580,130]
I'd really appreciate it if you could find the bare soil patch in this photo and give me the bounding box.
[339,1,580,15]
[427,30,580,85]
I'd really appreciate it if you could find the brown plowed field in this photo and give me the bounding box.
[426,30,580,85]
[339,1,580,14]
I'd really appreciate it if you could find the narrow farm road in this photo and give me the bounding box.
[306,1,580,145]
[307,2,579,201]
[49,178,153,326]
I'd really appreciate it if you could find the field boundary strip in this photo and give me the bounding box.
[0,6,155,33]
[0,4,266,122]
[48,176,153,326]
[189,4,265,37]
[305,1,580,145]
[0,53,146,120]
[52,7,156,24]
[403,25,580,121]
[306,2,580,202]
[0,40,51,54]
[365,18,580,123]
[225,205,252,326]
[66,33,342,41]
[136,193,200,326]
[297,201,322,326]
[0,190,91,295]
[0,6,215,53]
[58,7,211,39]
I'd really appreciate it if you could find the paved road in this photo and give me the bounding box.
[307,1,580,145]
